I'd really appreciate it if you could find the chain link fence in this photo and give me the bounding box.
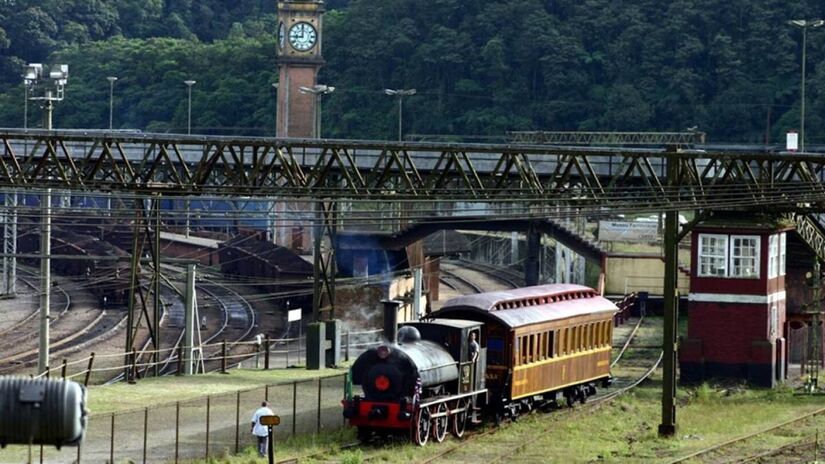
[27,328,384,386]
[4,374,347,463]
[0,329,385,463]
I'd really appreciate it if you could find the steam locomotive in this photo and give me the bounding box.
[343,284,618,445]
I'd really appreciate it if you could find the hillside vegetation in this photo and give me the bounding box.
[0,0,820,142]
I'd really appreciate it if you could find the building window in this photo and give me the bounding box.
[730,235,760,278]
[780,233,786,276]
[699,234,728,277]
[768,234,779,278]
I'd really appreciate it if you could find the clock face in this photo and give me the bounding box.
[278,22,285,50]
[288,22,317,51]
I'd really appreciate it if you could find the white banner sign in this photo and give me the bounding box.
[787,131,799,151]
[287,308,302,322]
[598,220,658,242]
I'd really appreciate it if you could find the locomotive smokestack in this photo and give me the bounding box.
[382,299,401,344]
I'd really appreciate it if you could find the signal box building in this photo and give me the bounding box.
[680,218,791,387]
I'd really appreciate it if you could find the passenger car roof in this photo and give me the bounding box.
[432,284,617,329]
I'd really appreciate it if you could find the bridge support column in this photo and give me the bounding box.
[312,200,337,321]
[1,192,17,297]
[124,198,163,378]
[524,226,541,286]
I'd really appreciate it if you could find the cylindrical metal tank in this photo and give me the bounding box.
[351,338,458,401]
[0,377,87,448]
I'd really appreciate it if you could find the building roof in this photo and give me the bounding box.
[220,235,314,275]
[432,284,617,328]
[160,231,220,249]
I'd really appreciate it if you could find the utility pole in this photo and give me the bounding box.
[659,157,680,437]
[184,264,196,375]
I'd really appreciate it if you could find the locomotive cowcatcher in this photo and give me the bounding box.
[343,284,617,445]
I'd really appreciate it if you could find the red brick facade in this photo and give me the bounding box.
[277,65,320,138]
[276,1,325,138]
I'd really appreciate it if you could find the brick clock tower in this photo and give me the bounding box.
[276,0,325,138]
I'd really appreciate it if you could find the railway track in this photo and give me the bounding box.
[667,404,825,463]
[0,275,41,338]
[439,268,483,294]
[0,270,72,364]
[454,258,524,288]
[141,267,257,377]
[0,268,133,375]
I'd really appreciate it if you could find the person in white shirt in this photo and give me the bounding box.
[250,401,275,457]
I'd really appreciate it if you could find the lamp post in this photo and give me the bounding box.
[25,63,68,131]
[23,81,31,130]
[384,88,417,141]
[107,76,117,130]
[24,63,67,374]
[789,19,824,152]
[184,79,196,134]
[299,84,335,138]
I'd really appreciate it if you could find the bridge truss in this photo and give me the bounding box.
[4,129,825,436]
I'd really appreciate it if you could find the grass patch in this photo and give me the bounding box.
[186,427,357,464]
[88,367,350,416]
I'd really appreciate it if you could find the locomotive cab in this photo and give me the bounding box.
[403,319,486,396]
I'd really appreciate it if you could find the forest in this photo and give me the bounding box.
[0,0,821,143]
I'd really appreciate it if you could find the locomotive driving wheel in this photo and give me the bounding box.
[432,403,448,443]
[413,406,431,446]
[451,399,468,438]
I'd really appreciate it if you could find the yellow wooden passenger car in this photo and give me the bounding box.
[433,284,617,414]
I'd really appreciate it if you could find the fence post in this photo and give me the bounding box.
[175,402,180,464]
[343,372,348,426]
[84,353,95,386]
[110,413,115,464]
[176,345,183,376]
[142,407,148,464]
[129,348,137,384]
[265,336,271,370]
[345,331,350,362]
[317,379,322,433]
[61,359,67,379]
[235,391,240,454]
[292,381,297,436]
[265,385,269,402]
[221,340,228,374]
[205,396,211,459]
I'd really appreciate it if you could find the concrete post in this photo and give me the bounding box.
[184,264,196,375]
[525,226,541,286]
[413,267,423,320]
[38,189,51,374]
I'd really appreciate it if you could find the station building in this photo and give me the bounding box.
[678,215,816,387]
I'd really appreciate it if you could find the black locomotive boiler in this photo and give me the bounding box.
[343,284,618,445]
[345,317,484,445]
